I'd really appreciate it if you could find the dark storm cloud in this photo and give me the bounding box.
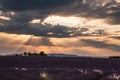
[0,22,88,38]
[24,37,54,46]
[11,13,32,23]
[0,11,89,38]
[0,0,74,22]
[0,0,74,11]
[81,39,120,52]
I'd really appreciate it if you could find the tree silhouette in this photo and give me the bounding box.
[23,52,27,56]
[15,51,48,56]
[28,52,32,56]
[15,54,19,56]
[39,51,47,56]
[109,56,120,58]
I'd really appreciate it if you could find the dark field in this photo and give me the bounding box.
[0,56,120,80]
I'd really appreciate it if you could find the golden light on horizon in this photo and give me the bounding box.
[0,32,120,56]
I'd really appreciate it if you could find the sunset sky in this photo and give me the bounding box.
[0,0,120,57]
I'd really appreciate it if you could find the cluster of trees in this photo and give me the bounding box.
[15,51,47,56]
[109,56,120,58]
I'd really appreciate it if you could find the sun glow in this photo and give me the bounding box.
[44,15,83,27]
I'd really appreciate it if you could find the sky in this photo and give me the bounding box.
[0,0,120,57]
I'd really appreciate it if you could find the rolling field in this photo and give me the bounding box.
[0,56,120,80]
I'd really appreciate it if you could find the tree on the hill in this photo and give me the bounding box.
[39,51,47,56]
[15,54,19,56]
[28,52,32,56]
[109,56,120,58]
[23,52,27,56]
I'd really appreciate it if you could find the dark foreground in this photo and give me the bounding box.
[0,56,120,80]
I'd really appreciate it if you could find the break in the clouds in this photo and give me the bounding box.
[0,0,120,56]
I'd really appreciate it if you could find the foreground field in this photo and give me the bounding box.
[0,56,120,80]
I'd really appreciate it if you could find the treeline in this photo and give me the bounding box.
[15,51,47,56]
[109,56,120,58]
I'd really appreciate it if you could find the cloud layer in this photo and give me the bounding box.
[0,0,119,38]
[0,0,120,56]
[0,0,119,24]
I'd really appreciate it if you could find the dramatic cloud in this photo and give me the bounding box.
[0,18,89,37]
[0,0,120,24]
[0,0,120,56]
[0,0,119,37]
